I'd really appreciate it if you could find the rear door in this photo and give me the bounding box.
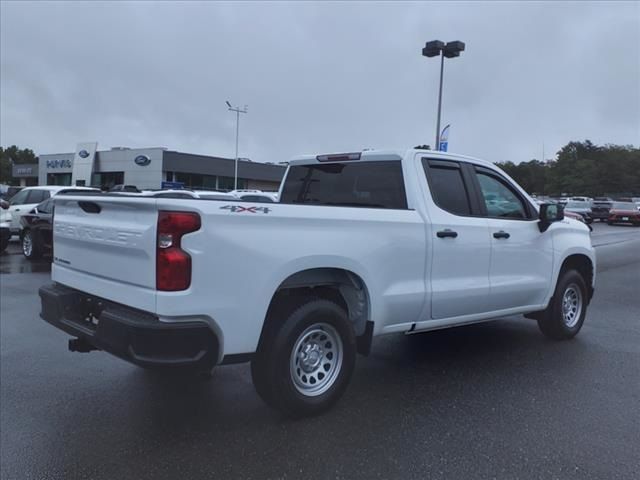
[471,166,553,311]
[421,158,492,319]
[35,199,54,249]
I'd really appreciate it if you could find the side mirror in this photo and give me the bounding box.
[539,203,564,232]
[0,199,8,210]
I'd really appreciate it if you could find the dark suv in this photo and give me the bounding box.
[591,197,613,222]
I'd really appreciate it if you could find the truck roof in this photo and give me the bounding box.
[287,149,496,169]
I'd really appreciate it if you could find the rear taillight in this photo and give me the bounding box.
[156,211,201,291]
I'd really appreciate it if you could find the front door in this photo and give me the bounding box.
[472,167,554,311]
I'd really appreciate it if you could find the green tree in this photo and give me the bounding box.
[498,140,640,197]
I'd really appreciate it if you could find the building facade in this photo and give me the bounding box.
[11,163,39,187]
[37,145,285,191]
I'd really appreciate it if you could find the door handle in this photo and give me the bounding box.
[437,229,458,238]
[493,231,510,239]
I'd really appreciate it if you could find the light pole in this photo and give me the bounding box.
[422,40,465,150]
[226,100,248,190]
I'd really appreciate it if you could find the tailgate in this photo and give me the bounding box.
[52,195,158,291]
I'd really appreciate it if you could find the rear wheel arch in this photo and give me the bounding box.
[259,268,372,354]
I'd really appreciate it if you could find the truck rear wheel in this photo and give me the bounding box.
[251,299,356,417]
[537,269,588,340]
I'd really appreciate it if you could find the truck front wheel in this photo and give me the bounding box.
[251,299,356,417]
[537,269,588,340]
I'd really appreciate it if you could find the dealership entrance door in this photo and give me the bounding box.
[91,172,124,189]
[47,173,72,186]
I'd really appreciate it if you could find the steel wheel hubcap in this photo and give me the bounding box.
[290,323,343,397]
[562,284,582,328]
[22,233,32,257]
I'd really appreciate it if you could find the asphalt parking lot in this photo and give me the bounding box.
[1,223,639,479]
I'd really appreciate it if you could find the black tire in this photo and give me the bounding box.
[607,221,613,225]
[21,229,42,260]
[537,269,588,340]
[251,298,356,417]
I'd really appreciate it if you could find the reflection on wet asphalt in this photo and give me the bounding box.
[0,241,51,274]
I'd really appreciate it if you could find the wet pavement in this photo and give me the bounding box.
[0,239,51,274]
[1,224,639,479]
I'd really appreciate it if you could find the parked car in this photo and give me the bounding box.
[39,148,595,417]
[230,189,279,202]
[19,198,54,260]
[19,189,99,260]
[591,197,613,222]
[236,193,276,203]
[569,196,592,203]
[144,190,238,201]
[5,186,99,234]
[607,202,640,226]
[108,184,141,193]
[0,200,11,253]
[193,191,238,201]
[564,209,593,231]
[564,200,594,224]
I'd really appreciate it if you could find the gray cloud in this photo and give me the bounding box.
[1,1,638,164]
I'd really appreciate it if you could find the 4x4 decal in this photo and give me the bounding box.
[220,205,271,214]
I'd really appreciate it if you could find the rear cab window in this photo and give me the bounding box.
[280,160,408,209]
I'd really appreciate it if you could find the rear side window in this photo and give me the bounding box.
[423,160,472,216]
[9,189,29,205]
[27,189,49,204]
[280,161,408,209]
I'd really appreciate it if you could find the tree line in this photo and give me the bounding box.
[2,141,639,196]
[496,140,640,197]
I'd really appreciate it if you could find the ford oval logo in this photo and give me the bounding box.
[78,149,89,159]
[134,155,151,166]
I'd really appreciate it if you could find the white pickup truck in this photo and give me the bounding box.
[39,149,595,417]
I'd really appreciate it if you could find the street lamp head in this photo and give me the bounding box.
[226,100,232,108]
[422,40,444,57]
[443,41,465,58]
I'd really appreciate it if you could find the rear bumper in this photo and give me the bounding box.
[39,283,218,371]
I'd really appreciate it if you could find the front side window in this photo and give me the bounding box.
[280,161,407,209]
[423,160,472,216]
[475,171,527,219]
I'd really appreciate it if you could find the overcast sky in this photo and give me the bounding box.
[1,1,638,164]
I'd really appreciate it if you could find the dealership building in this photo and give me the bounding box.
[29,143,286,191]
